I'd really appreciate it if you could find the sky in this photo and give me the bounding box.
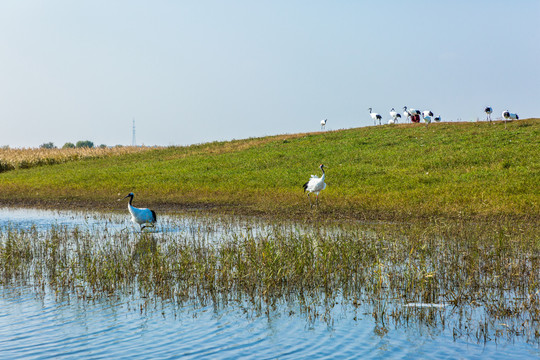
[0,1,538,148]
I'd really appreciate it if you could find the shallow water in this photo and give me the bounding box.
[2,286,538,359]
[0,208,539,359]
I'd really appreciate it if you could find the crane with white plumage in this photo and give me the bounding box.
[302,164,327,208]
[368,108,382,125]
[484,107,493,122]
[422,110,433,125]
[403,106,421,123]
[390,108,401,124]
[502,110,519,120]
[121,192,157,231]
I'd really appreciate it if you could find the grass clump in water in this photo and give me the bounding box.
[0,215,539,343]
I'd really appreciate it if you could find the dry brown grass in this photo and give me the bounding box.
[0,146,156,172]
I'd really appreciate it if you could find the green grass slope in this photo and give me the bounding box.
[0,119,538,221]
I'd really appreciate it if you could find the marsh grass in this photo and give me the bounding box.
[1,216,538,343]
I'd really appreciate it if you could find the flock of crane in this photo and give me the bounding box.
[319,106,521,130]
[368,106,442,126]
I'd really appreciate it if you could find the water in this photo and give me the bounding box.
[0,208,539,359]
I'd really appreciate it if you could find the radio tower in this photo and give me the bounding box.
[132,118,136,146]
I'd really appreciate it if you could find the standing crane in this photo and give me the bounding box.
[422,110,434,125]
[390,108,401,124]
[320,118,327,130]
[484,107,493,122]
[121,192,157,231]
[302,164,327,208]
[368,108,382,125]
[502,110,519,128]
[403,106,421,123]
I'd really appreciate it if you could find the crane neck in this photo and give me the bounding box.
[320,167,325,179]
[127,195,134,206]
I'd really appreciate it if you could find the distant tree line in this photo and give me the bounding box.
[39,141,109,149]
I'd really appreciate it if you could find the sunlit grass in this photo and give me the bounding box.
[0,119,538,220]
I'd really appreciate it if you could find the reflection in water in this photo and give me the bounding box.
[0,208,539,359]
[2,285,536,360]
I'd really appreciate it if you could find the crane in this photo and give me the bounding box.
[422,110,433,125]
[484,107,493,122]
[403,106,421,123]
[502,110,519,121]
[302,164,326,208]
[390,108,401,123]
[121,192,157,231]
[368,108,382,125]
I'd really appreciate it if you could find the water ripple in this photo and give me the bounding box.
[1,209,540,359]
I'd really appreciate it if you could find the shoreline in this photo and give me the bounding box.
[1,198,537,225]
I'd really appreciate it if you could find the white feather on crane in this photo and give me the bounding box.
[122,192,157,231]
[403,106,421,123]
[389,108,401,123]
[368,108,382,125]
[422,110,433,125]
[302,164,326,208]
[320,118,327,130]
[502,110,518,120]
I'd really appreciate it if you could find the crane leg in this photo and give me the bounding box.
[308,193,313,208]
[140,223,155,231]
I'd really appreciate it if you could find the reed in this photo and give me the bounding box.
[0,146,153,172]
[1,216,538,343]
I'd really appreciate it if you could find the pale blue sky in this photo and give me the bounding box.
[0,1,538,148]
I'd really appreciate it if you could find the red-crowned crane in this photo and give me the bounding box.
[422,110,434,125]
[484,107,493,122]
[502,110,519,120]
[434,115,442,122]
[122,192,157,231]
[321,118,327,130]
[368,108,382,125]
[390,108,401,123]
[403,106,421,123]
[502,110,519,128]
[303,164,326,208]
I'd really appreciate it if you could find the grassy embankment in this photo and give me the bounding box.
[0,119,538,221]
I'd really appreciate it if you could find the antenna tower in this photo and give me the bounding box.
[132,118,136,146]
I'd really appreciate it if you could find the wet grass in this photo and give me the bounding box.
[0,118,538,221]
[1,215,538,343]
